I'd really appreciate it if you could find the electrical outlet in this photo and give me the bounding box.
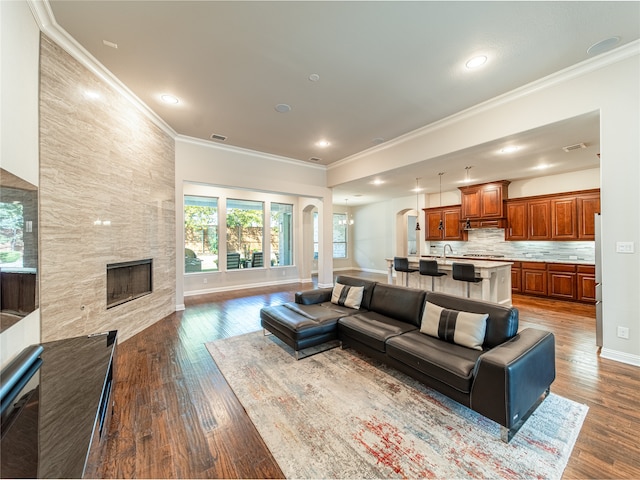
[617,326,629,339]
[203,277,208,284]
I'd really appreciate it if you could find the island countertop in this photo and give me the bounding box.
[385,257,513,305]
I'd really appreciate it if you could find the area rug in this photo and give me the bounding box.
[206,331,588,479]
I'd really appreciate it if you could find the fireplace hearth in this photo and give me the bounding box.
[106,259,152,309]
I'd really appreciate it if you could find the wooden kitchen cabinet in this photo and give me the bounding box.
[528,199,552,240]
[505,200,528,240]
[460,181,510,220]
[511,261,522,293]
[505,189,599,241]
[521,262,547,296]
[548,263,577,300]
[424,205,466,241]
[551,197,578,239]
[577,192,601,239]
[577,265,596,302]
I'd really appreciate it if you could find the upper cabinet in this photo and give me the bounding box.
[459,180,510,229]
[459,180,510,220]
[505,189,600,241]
[424,205,467,241]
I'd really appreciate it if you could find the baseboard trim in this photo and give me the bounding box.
[600,348,640,367]
[184,278,303,297]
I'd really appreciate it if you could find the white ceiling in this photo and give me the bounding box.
[48,1,638,203]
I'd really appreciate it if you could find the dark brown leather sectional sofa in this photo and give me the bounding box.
[260,275,555,442]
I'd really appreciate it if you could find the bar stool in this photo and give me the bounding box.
[419,259,447,291]
[452,262,482,298]
[393,257,418,287]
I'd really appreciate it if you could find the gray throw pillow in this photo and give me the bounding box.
[420,301,488,350]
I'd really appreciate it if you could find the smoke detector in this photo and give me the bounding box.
[562,143,587,152]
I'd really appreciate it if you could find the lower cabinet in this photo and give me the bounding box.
[577,265,597,302]
[513,261,595,304]
[521,262,547,296]
[511,262,522,293]
[548,263,577,300]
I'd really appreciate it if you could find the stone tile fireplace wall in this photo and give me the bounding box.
[39,35,176,342]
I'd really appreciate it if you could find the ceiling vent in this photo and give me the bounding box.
[309,157,321,162]
[210,133,227,142]
[562,142,587,152]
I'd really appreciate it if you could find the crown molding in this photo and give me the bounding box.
[175,134,327,171]
[28,0,177,139]
[330,39,640,171]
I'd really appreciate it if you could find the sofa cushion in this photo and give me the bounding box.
[335,276,377,311]
[368,283,426,327]
[331,283,364,309]
[386,331,483,393]
[425,291,518,348]
[260,303,340,340]
[338,312,417,352]
[420,302,488,351]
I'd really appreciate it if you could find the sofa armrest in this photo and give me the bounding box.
[470,328,555,429]
[295,287,333,305]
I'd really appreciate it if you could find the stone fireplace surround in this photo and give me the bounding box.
[38,35,176,342]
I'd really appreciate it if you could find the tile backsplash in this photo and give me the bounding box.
[429,228,595,263]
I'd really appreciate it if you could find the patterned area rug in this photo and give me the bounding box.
[206,331,588,479]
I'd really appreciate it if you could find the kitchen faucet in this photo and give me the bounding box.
[443,244,453,260]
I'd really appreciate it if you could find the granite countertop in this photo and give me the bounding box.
[421,255,595,266]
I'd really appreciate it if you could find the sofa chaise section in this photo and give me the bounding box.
[259,276,376,358]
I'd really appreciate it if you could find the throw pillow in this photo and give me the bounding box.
[420,301,488,350]
[331,283,364,309]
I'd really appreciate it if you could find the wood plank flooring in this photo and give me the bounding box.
[99,272,640,479]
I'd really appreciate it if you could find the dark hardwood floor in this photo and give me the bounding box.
[99,271,640,479]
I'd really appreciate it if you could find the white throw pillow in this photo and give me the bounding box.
[331,283,364,309]
[420,301,488,350]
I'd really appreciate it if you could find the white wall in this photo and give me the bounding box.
[175,136,335,305]
[330,46,640,366]
[0,0,41,367]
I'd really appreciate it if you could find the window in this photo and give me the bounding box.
[227,199,264,268]
[408,215,417,255]
[313,211,318,260]
[312,212,348,260]
[271,202,293,266]
[184,195,218,272]
[333,213,347,259]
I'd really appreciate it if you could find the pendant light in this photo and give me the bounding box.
[415,178,421,231]
[341,198,354,226]
[438,172,445,230]
[464,166,472,229]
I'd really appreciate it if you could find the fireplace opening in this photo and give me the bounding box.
[106,259,152,309]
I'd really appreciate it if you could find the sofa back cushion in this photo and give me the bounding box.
[420,302,488,350]
[331,283,364,309]
[425,292,518,349]
[369,284,426,327]
[335,276,377,310]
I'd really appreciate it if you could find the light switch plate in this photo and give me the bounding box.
[616,241,634,254]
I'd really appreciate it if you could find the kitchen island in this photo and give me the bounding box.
[386,257,513,306]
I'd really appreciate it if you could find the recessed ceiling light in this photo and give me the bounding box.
[371,179,384,186]
[534,164,551,170]
[500,146,520,154]
[309,73,320,82]
[275,103,291,113]
[102,39,118,49]
[587,36,620,56]
[160,94,179,104]
[465,55,488,69]
[316,140,331,148]
[372,137,386,145]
